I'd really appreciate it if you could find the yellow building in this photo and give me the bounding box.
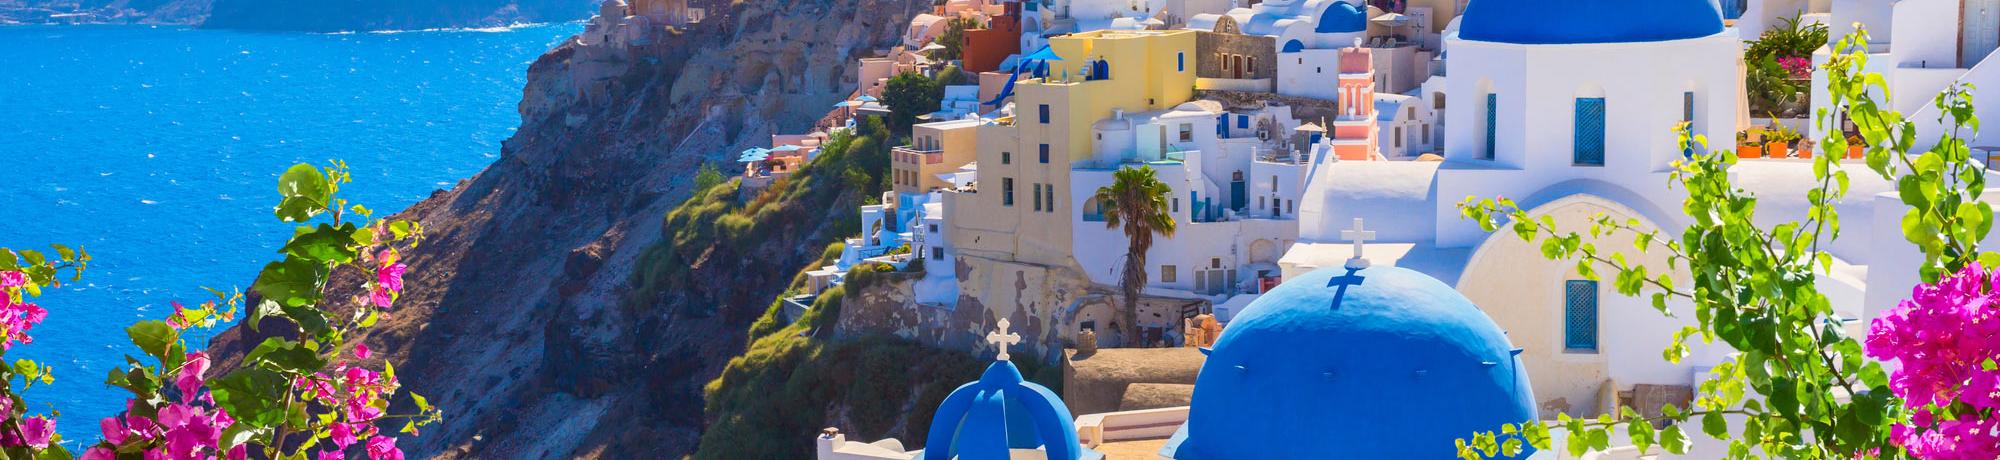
[893,118,983,195]
[939,29,1201,351]
[951,28,1198,269]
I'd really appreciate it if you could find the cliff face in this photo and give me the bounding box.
[203,0,932,457]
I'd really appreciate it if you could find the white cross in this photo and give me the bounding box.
[1341,218,1375,269]
[987,318,1022,361]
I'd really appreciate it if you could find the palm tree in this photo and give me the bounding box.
[1093,166,1177,347]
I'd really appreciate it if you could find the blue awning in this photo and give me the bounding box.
[771,145,804,152]
[1022,45,1064,62]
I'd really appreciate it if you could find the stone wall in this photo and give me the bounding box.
[1194,30,1276,80]
[833,254,1212,362]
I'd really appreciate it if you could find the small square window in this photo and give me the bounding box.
[1161,265,1178,283]
[1039,144,1050,163]
[932,247,944,259]
[1039,104,1051,124]
[1002,151,1011,165]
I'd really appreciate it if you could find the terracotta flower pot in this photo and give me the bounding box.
[1847,145,1864,159]
[1796,146,1813,159]
[1737,145,1764,159]
[1766,142,1789,159]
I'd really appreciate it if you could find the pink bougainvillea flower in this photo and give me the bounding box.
[366,435,403,460]
[176,352,212,398]
[100,416,131,445]
[227,444,247,460]
[355,343,372,360]
[20,416,54,449]
[166,301,188,329]
[368,250,406,309]
[317,450,344,460]
[80,448,117,460]
[1867,263,2000,458]
[0,271,23,288]
[330,421,358,449]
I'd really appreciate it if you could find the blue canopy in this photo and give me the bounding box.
[1022,45,1064,62]
[738,147,771,162]
[771,145,804,152]
[834,100,855,108]
[857,95,879,103]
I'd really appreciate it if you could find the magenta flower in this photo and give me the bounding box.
[317,450,343,460]
[355,343,372,360]
[1866,263,2000,458]
[176,352,211,398]
[227,445,247,460]
[81,448,117,460]
[0,271,22,288]
[370,250,406,309]
[101,416,131,445]
[330,421,358,449]
[366,436,403,460]
[20,416,53,449]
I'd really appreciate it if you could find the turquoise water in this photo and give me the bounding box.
[0,23,579,447]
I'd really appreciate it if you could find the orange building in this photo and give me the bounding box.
[959,2,1022,74]
[1327,44,1382,161]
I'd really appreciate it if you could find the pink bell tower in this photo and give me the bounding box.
[1327,38,1381,162]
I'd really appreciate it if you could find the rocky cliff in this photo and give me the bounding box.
[204,0,934,457]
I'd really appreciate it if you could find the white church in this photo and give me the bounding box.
[1275,0,1920,423]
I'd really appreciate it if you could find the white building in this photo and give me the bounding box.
[1273,0,1864,419]
[1806,0,2000,153]
[1068,101,1311,321]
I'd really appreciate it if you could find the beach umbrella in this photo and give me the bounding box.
[858,95,879,103]
[771,145,804,152]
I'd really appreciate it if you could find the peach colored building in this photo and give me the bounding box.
[1326,44,1382,161]
[892,118,982,195]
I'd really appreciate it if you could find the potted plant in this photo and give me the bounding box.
[1736,129,1764,159]
[1846,134,1865,159]
[1764,125,1799,159]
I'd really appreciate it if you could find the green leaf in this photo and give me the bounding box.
[126,320,178,360]
[211,368,288,426]
[1659,424,1690,454]
[280,223,361,264]
[250,257,327,309]
[244,337,326,373]
[275,163,332,222]
[1702,411,1728,438]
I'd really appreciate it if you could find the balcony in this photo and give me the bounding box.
[892,146,946,165]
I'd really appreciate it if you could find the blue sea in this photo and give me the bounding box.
[0,23,581,447]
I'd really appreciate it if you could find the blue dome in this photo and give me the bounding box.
[1459,0,1723,44]
[1162,265,1535,459]
[919,360,1087,460]
[1315,2,1367,34]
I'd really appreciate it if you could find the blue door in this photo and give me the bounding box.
[1230,179,1246,212]
[1574,98,1606,166]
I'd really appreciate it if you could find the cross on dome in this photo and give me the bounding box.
[987,318,1022,361]
[1341,218,1375,269]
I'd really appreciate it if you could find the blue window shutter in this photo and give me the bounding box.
[1574,98,1606,166]
[1564,280,1599,351]
[1040,104,1050,124]
[1484,93,1497,160]
[1238,115,1249,129]
[1039,144,1050,163]
[1178,52,1185,72]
